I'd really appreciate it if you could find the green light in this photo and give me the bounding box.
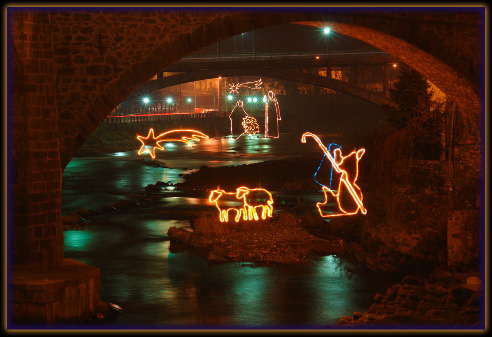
[263,96,267,103]
[166,98,173,104]
[323,27,331,34]
[253,97,258,103]
[142,97,150,104]
[247,97,252,103]
[187,98,192,103]
[227,94,234,101]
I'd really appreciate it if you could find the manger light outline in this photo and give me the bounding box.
[136,128,209,159]
[237,116,260,139]
[302,132,366,217]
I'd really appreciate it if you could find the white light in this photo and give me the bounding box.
[263,95,267,103]
[187,98,192,103]
[247,97,252,103]
[253,97,258,103]
[166,98,173,104]
[323,27,331,34]
[227,94,234,101]
[142,97,150,104]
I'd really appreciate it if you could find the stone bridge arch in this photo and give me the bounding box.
[127,68,396,108]
[23,9,479,170]
[10,7,482,289]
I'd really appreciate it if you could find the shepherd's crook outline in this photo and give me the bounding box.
[301,132,367,215]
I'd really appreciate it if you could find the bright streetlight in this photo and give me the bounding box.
[323,27,331,35]
[142,97,150,104]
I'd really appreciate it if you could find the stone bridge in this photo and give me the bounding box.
[9,7,483,323]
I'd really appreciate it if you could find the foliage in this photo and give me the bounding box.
[191,214,229,237]
[384,65,434,129]
[381,65,448,161]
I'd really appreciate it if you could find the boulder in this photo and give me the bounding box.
[145,184,161,193]
[76,208,97,217]
[207,247,229,263]
[62,213,83,225]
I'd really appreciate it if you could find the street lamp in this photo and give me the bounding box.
[227,94,234,111]
[323,26,332,81]
[166,97,173,112]
[187,97,192,111]
[142,96,150,113]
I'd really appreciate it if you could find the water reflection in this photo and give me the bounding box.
[63,135,400,328]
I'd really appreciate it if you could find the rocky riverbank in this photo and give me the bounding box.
[167,213,345,265]
[63,157,483,328]
[336,274,482,327]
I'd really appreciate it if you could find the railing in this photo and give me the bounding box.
[105,111,227,123]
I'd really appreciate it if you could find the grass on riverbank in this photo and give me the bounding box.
[191,212,303,238]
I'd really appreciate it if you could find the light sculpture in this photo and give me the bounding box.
[314,142,341,190]
[228,79,263,93]
[301,132,367,217]
[208,186,274,222]
[209,189,243,222]
[265,91,281,138]
[136,128,209,159]
[238,115,260,139]
[228,100,260,139]
[227,79,282,138]
[236,186,274,221]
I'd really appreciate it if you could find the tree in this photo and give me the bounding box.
[384,65,434,129]
[383,65,444,160]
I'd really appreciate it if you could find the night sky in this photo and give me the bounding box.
[194,23,381,56]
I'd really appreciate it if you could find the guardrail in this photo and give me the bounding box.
[105,111,227,123]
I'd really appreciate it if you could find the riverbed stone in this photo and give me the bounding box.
[62,213,83,225]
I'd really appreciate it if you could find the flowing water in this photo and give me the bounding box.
[62,134,400,329]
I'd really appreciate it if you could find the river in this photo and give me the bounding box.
[62,134,400,329]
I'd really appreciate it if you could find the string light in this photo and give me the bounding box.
[236,186,274,221]
[227,80,281,139]
[228,79,263,93]
[266,91,281,138]
[209,189,244,222]
[208,186,274,222]
[136,128,209,159]
[237,116,260,139]
[264,97,269,138]
[314,142,341,190]
[301,132,367,217]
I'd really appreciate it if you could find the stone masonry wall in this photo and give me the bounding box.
[11,10,64,271]
[9,7,482,272]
